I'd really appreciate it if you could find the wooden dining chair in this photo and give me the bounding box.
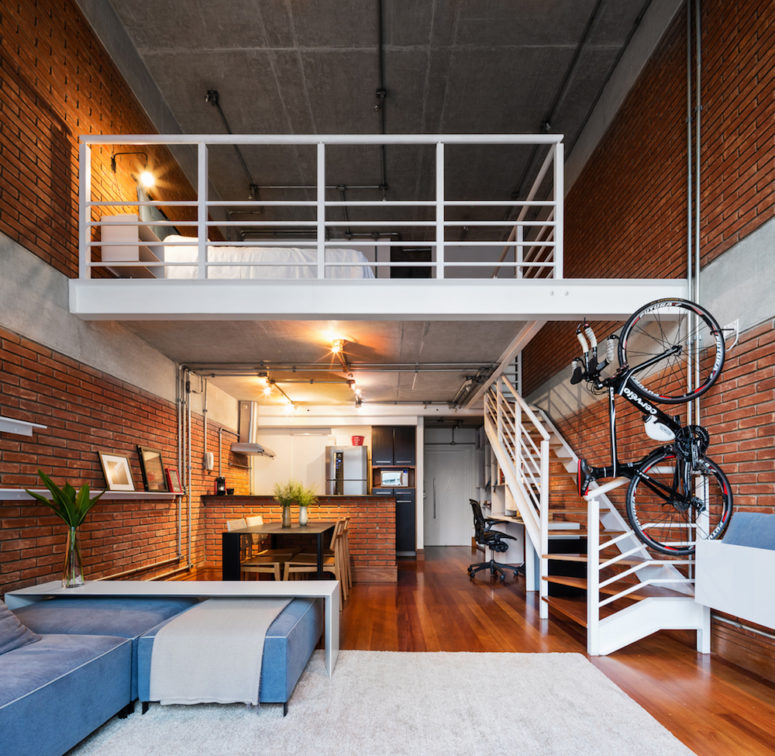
[283,520,347,603]
[227,515,285,581]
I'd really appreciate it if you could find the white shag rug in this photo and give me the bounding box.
[72,650,692,755]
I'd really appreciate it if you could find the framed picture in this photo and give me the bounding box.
[165,467,183,494]
[137,446,168,492]
[98,452,135,492]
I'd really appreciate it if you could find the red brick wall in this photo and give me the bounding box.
[202,496,398,582]
[0,327,249,596]
[524,0,775,395]
[0,0,196,278]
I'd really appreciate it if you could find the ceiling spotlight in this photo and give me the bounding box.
[262,385,272,397]
[354,395,363,408]
[331,339,345,355]
[257,371,268,386]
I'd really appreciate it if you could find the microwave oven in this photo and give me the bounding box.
[379,469,409,487]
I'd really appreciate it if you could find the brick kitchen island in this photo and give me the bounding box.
[202,495,398,582]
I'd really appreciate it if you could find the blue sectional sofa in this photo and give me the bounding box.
[1,593,324,755]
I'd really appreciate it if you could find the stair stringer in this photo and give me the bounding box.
[534,407,691,594]
[590,597,710,656]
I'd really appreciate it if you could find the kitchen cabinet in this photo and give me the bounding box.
[395,489,416,554]
[371,425,415,465]
[372,487,416,555]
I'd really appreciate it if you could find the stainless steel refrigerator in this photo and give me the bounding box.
[325,446,368,495]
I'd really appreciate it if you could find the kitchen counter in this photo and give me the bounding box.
[201,494,397,582]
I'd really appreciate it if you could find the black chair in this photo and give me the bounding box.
[468,499,523,583]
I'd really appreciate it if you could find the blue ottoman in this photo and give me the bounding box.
[137,597,323,715]
[13,597,198,700]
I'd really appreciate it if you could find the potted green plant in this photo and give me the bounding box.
[273,480,318,527]
[25,470,104,587]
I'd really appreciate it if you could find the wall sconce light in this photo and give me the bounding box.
[110,150,155,188]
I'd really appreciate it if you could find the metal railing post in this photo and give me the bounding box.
[79,142,91,279]
[197,142,208,279]
[435,141,445,279]
[516,224,523,279]
[587,495,600,654]
[317,142,326,279]
[553,142,564,279]
[539,437,549,619]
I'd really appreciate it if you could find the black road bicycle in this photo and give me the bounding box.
[571,298,733,556]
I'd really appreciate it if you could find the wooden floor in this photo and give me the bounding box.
[183,547,775,753]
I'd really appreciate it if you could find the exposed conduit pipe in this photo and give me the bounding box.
[686,0,694,425]
[186,371,193,568]
[693,0,703,428]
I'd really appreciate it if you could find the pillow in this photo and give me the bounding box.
[137,186,179,240]
[0,600,40,655]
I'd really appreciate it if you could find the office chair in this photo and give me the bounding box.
[468,499,523,583]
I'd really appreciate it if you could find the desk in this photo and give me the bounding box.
[5,579,340,676]
[222,521,336,581]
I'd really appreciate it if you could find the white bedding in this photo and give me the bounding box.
[161,235,374,280]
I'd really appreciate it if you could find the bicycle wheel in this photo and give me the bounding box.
[626,450,733,556]
[618,298,725,404]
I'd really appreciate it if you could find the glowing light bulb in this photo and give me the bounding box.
[139,170,155,188]
[331,339,344,355]
[263,385,271,396]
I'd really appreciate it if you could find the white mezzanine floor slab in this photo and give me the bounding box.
[69,278,687,320]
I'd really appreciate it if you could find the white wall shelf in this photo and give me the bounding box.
[0,416,47,437]
[0,489,182,501]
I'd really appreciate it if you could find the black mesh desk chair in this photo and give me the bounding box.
[468,499,523,583]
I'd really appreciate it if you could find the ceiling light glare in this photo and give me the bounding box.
[331,339,344,355]
[139,170,155,188]
[262,385,272,396]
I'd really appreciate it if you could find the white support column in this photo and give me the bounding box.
[553,142,564,279]
[317,143,326,280]
[435,142,445,279]
[586,496,600,654]
[197,142,208,280]
[79,142,92,279]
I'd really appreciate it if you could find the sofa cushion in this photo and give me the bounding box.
[723,512,775,551]
[0,634,131,756]
[13,597,199,701]
[0,600,40,656]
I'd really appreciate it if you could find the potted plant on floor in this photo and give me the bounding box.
[273,480,318,527]
[25,470,104,587]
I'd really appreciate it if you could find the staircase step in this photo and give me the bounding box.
[540,596,618,628]
[542,575,694,600]
[542,554,657,569]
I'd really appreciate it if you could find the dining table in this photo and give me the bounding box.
[221,520,337,581]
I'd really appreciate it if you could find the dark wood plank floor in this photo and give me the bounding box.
[179,547,775,754]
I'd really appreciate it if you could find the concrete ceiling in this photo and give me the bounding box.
[92,0,651,408]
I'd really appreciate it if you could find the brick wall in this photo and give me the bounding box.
[524,0,775,395]
[0,326,249,596]
[0,0,196,278]
[202,496,398,582]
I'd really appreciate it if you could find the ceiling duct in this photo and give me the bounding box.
[232,401,275,457]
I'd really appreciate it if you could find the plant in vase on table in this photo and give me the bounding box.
[273,480,318,527]
[26,470,104,588]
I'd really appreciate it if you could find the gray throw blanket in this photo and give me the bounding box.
[150,597,291,705]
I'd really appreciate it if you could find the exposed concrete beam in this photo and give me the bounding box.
[69,278,688,321]
[464,320,545,409]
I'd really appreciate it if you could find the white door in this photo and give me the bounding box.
[423,445,476,546]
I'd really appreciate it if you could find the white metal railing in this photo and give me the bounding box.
[585,491,696,655]
[79,134,564,281]
[484,375,550,615]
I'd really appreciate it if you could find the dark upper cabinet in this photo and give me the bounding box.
[371,426,395,466]
[393,426,415,465]
[372,425,415,466]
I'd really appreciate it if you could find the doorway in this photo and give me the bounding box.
[423,445,476,546]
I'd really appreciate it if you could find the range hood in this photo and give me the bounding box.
[232,402,275,458]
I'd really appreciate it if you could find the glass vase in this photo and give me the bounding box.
[282,505,292,528]
[62,526,85,588]
[299,506,308,526]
